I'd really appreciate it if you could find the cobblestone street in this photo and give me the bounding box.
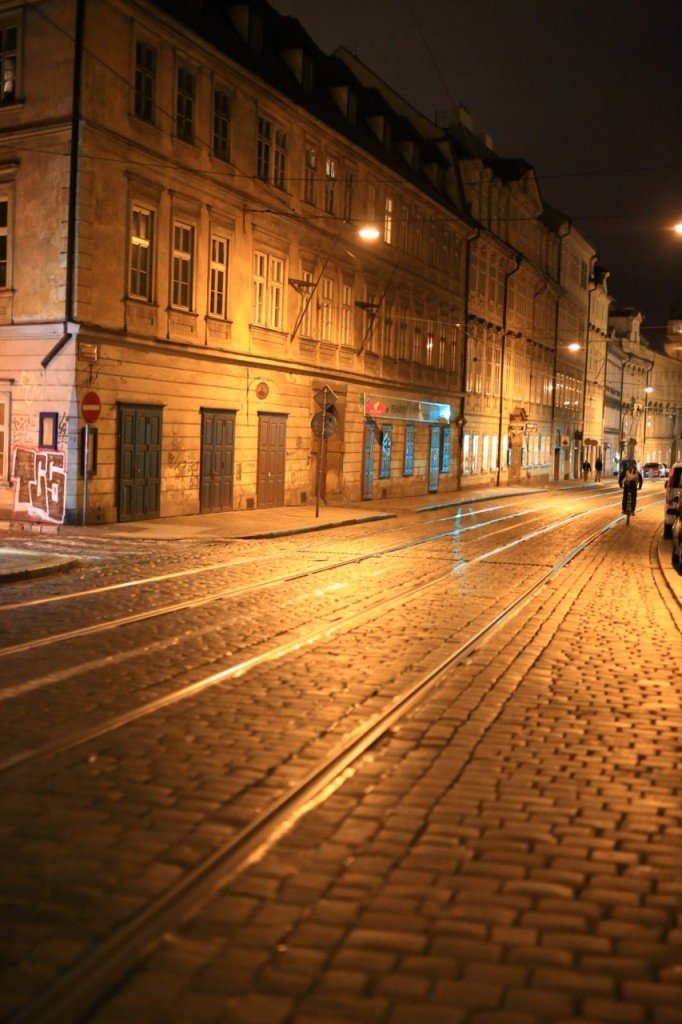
[1,488,680,1023]
[97,529,680,1022]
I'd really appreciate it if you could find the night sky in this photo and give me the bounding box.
[270,0,682,327]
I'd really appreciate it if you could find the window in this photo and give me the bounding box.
[343,170,354,222]
[299,270,314,337]
[176,66,195,143]
[134,41,156,123]
[257,117,271,180]
[213,89,231,161]
[304,146,316,205]
[172,221,194,309]
[319,277,333,341]
[252,251,284,329]
[428,224,437,267]
[384,196,394,244]
[273,128,287,189]
[440,427,451,472]
[39,412,58,450]
[209,234,229,318]
[0,391,8,479]
[258,116,287,189]
[403,425,414,476]
[325,157,337,214]
[340,282,353,345]
[401,205,410,253]
[0,26,17,104]
[129,205,154,301]
[379,424,392,478]
[0,196,9,288]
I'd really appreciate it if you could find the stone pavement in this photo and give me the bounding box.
[88,492,682,1024]
[0,485,543,583]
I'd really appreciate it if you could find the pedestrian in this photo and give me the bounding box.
[594,456,603,482]
[582,458,591,482]
[618,459,643,515]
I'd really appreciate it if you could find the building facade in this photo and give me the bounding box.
[0,0,679,527]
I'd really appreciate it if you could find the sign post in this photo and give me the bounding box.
[312,386,338,518]
[81,391,101,525]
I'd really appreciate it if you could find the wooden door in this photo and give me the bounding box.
[201,410,235,512]
[118,405,162,522]
[257,413,286,508]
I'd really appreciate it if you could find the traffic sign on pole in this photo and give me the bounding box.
[81,391,101,424]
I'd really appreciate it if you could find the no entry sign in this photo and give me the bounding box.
[81,391,101,424]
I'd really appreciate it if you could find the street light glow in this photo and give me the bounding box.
[358,225,381,240]
[568,342,581,352]
[674,222,682,235]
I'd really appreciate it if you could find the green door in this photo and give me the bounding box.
[118,405,162,522]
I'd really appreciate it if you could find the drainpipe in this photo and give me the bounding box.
[456,227,480,490]
[42,0,84,368]
[578,278,597,461]
[495,254,522,486]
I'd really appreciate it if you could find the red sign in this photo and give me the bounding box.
[81,391,101,424]
[365,399,387,416]
[255,382,269,400]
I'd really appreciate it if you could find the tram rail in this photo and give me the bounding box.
[6,505,635,1024]
[0,495,660,777]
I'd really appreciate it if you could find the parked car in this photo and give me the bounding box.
[663,462,682,538]
[643,462,667,478]
[672,496,682,573]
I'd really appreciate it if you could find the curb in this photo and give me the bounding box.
[231,512,396,539]
[0,556,80,584]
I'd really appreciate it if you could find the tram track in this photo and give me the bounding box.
[5,502,631,1024]
[0,491,644,662]
[1,496,661,777]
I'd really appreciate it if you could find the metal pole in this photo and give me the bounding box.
[82,423,89,526]
[315,390,328,519]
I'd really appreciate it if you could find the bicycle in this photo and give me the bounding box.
[623,485,635,526]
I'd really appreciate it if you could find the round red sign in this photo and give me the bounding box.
[81,391,101,424]
[255,382,269,400]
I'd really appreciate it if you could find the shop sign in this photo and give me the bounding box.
[363,394,451,424]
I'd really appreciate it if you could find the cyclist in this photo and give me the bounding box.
[618,459,643,516]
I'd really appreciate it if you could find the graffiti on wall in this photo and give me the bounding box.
[11,446,67,524]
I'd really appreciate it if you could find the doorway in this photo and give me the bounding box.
[118,404,162,522]
[200,410,235,512]
[257,413,286,508]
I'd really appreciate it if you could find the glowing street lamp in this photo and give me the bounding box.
[358,224,381,241]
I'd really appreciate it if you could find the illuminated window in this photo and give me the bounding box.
[379,424,392,478]
[252,251,284,329]
[384,196,394,244]
[0,26,17,104]
[319,277,333,341]
[209,234,229,318]
[325,157,337,214]
[172,222,194,309]
[129,205,154,301]
[403,425,414,476]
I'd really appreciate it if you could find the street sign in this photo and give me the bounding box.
[314,385,338,408]
[311,411,338,438]
[81,391,101,424]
